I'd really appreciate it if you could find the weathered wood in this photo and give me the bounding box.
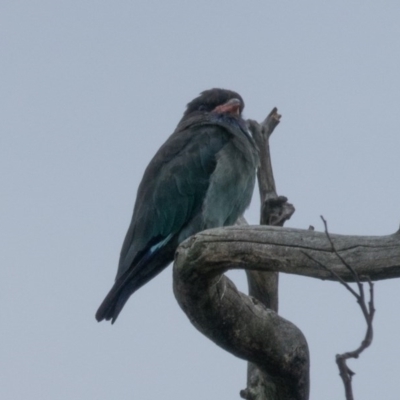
[243,111,298,400]
[173,224,399,400]
[175,225,400,282]
[173,236,310,400]
[173,103,400,400]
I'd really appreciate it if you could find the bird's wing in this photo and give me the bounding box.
[116,123,231,279]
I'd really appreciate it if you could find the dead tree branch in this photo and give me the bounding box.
[175,225,400,281]
[239,111,298,400]
[173,224,399,400]
[172,108,400,400]
[173,237,310,400]
[317,217,375,400]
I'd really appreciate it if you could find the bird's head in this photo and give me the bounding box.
[183,88,244,119]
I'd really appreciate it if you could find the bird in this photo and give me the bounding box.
[96,88,259,323]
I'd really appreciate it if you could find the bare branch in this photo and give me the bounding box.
[172,107,399,400]
[335,277,375,400]
[173,223,399,400]
[247,111,294,228]
[306,217,376,400]
[174,241,310,400]
[241,111,300,399]
[301,251,359,297]
[177,225,400,281]
[247,109,281,203]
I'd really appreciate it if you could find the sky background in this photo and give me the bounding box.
[1,1,399,399]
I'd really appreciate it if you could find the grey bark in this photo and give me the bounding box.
[173,225,400,399]
[172,109,400,400]
[243,114,298,400]
[173,230,310,400]
[175,225,400,282]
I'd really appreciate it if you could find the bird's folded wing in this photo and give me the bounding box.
[116,124,231,279]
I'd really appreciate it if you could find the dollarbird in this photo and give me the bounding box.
[96,88,259,323]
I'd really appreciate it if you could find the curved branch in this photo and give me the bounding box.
[174,98,400,400]
[176,225,400,282]
[173,225,399,399]
[173,241,310,400]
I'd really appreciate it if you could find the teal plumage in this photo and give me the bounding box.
[96,89,258,323]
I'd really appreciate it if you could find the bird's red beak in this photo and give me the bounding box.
[212,98,241,116]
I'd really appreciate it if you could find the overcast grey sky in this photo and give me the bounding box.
[1,1,399,399]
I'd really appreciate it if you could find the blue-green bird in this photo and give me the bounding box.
[96,88,259,323]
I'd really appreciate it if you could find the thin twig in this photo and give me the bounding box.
[303,217,375,400]
[301,251,359,298]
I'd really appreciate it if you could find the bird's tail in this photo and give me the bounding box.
[95,279,132,324]
[95,249,156,323]
[95,244,173,324]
